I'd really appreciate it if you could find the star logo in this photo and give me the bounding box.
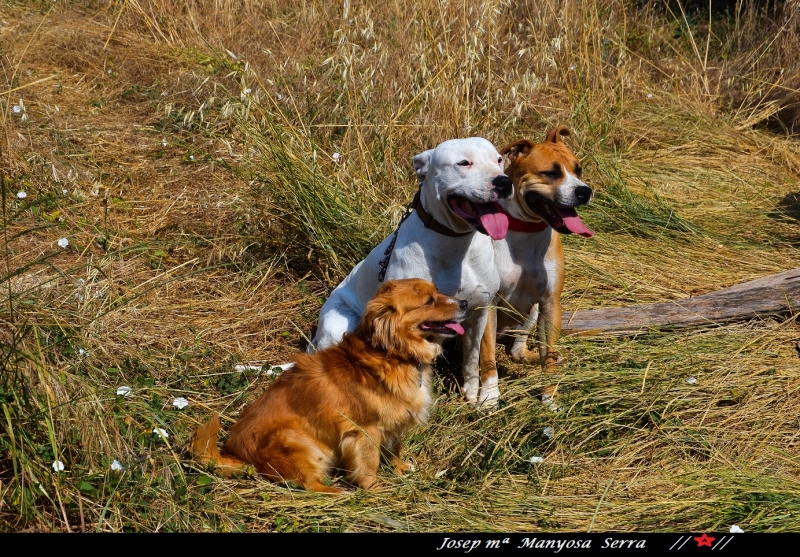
[694,533,715,548]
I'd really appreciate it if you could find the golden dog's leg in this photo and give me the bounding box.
[340,427,382,490]
[383,434,412,475]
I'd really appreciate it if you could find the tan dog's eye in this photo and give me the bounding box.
[542,163,563,180]
[426,296,435,306]
[574,164,582,178]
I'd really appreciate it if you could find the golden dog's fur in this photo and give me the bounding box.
[192,278,466,493]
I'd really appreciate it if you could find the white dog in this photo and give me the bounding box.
[312,137,512,406]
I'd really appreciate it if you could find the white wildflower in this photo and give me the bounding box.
[189,154,195,160]
[62,189,68,194]
[153,428,169,439]
[12,105,21,114]
[57,237,69,248]
[78,348,86,356]
[161,138,167,147]
[52,460,65,472]
[647,93,653,99]
[687,376,697,385]
[116,386,132,397]
[172,397,189,409]
[332,152,341,162]
[730,525,744,534]
[543,426,554,439]
[245,88,252,94]
[541,394,560,412]
[16,191,27,199]
[529,456,544,464]
[110,459,125,472]
[569,64,575,71]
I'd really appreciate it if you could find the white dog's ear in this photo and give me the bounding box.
[413,150,433,181]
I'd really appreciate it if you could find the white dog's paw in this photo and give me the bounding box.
[463,380,480,406]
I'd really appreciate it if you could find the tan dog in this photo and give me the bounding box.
[479,126,593,401]
[192,279,467,493]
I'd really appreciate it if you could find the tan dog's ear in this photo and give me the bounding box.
[500,139,535,163]
[545,125,570,144]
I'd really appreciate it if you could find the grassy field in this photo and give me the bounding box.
[1,0,799,532]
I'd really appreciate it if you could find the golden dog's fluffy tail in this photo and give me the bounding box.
[191,414,249,477]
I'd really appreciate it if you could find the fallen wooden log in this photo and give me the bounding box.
[561,267,800,335]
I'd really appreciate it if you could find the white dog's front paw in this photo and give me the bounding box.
[462,379,480,406]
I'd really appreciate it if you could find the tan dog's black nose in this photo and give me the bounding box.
[492,175,512,198]
[575,185,592,205]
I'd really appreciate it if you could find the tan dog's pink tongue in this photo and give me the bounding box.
[561,213,594,237]
[444,322,465,335]
[475,204,509,240]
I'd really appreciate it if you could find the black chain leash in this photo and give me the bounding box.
[378,182,422,282]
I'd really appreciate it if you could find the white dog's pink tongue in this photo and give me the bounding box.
[475,204,509,240]
[444,322,465,335]
[556,208,594,238]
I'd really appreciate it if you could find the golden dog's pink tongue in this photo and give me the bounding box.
[444,322,465,335]
[476,204,509,240]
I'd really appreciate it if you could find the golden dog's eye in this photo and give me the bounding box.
[426,296,435,306]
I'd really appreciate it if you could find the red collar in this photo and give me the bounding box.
[497,205,549,233]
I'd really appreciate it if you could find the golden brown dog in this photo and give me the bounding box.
[479,126,593,403]
[192,278,467,493]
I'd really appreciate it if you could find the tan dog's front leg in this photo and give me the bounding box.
[508,302,540,364]
[537,280,563,399]
[479,305,499,401]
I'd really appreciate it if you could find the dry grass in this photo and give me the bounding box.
[1,0,799,532]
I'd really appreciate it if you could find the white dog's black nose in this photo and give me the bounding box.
[492,175,512,198]
[575,185,592,204]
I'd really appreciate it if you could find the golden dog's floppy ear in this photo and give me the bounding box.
[545,125,570,144]
[357,284,403,355]
[500,139,535,163]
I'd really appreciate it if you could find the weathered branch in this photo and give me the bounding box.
[562,268,800,335]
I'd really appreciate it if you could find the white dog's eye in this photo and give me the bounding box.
[457,160,471,167]
[498,157,503,164]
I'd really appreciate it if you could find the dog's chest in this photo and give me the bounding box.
[386,220,499,304]
[494,230,553,299]
[384,364,434,430]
